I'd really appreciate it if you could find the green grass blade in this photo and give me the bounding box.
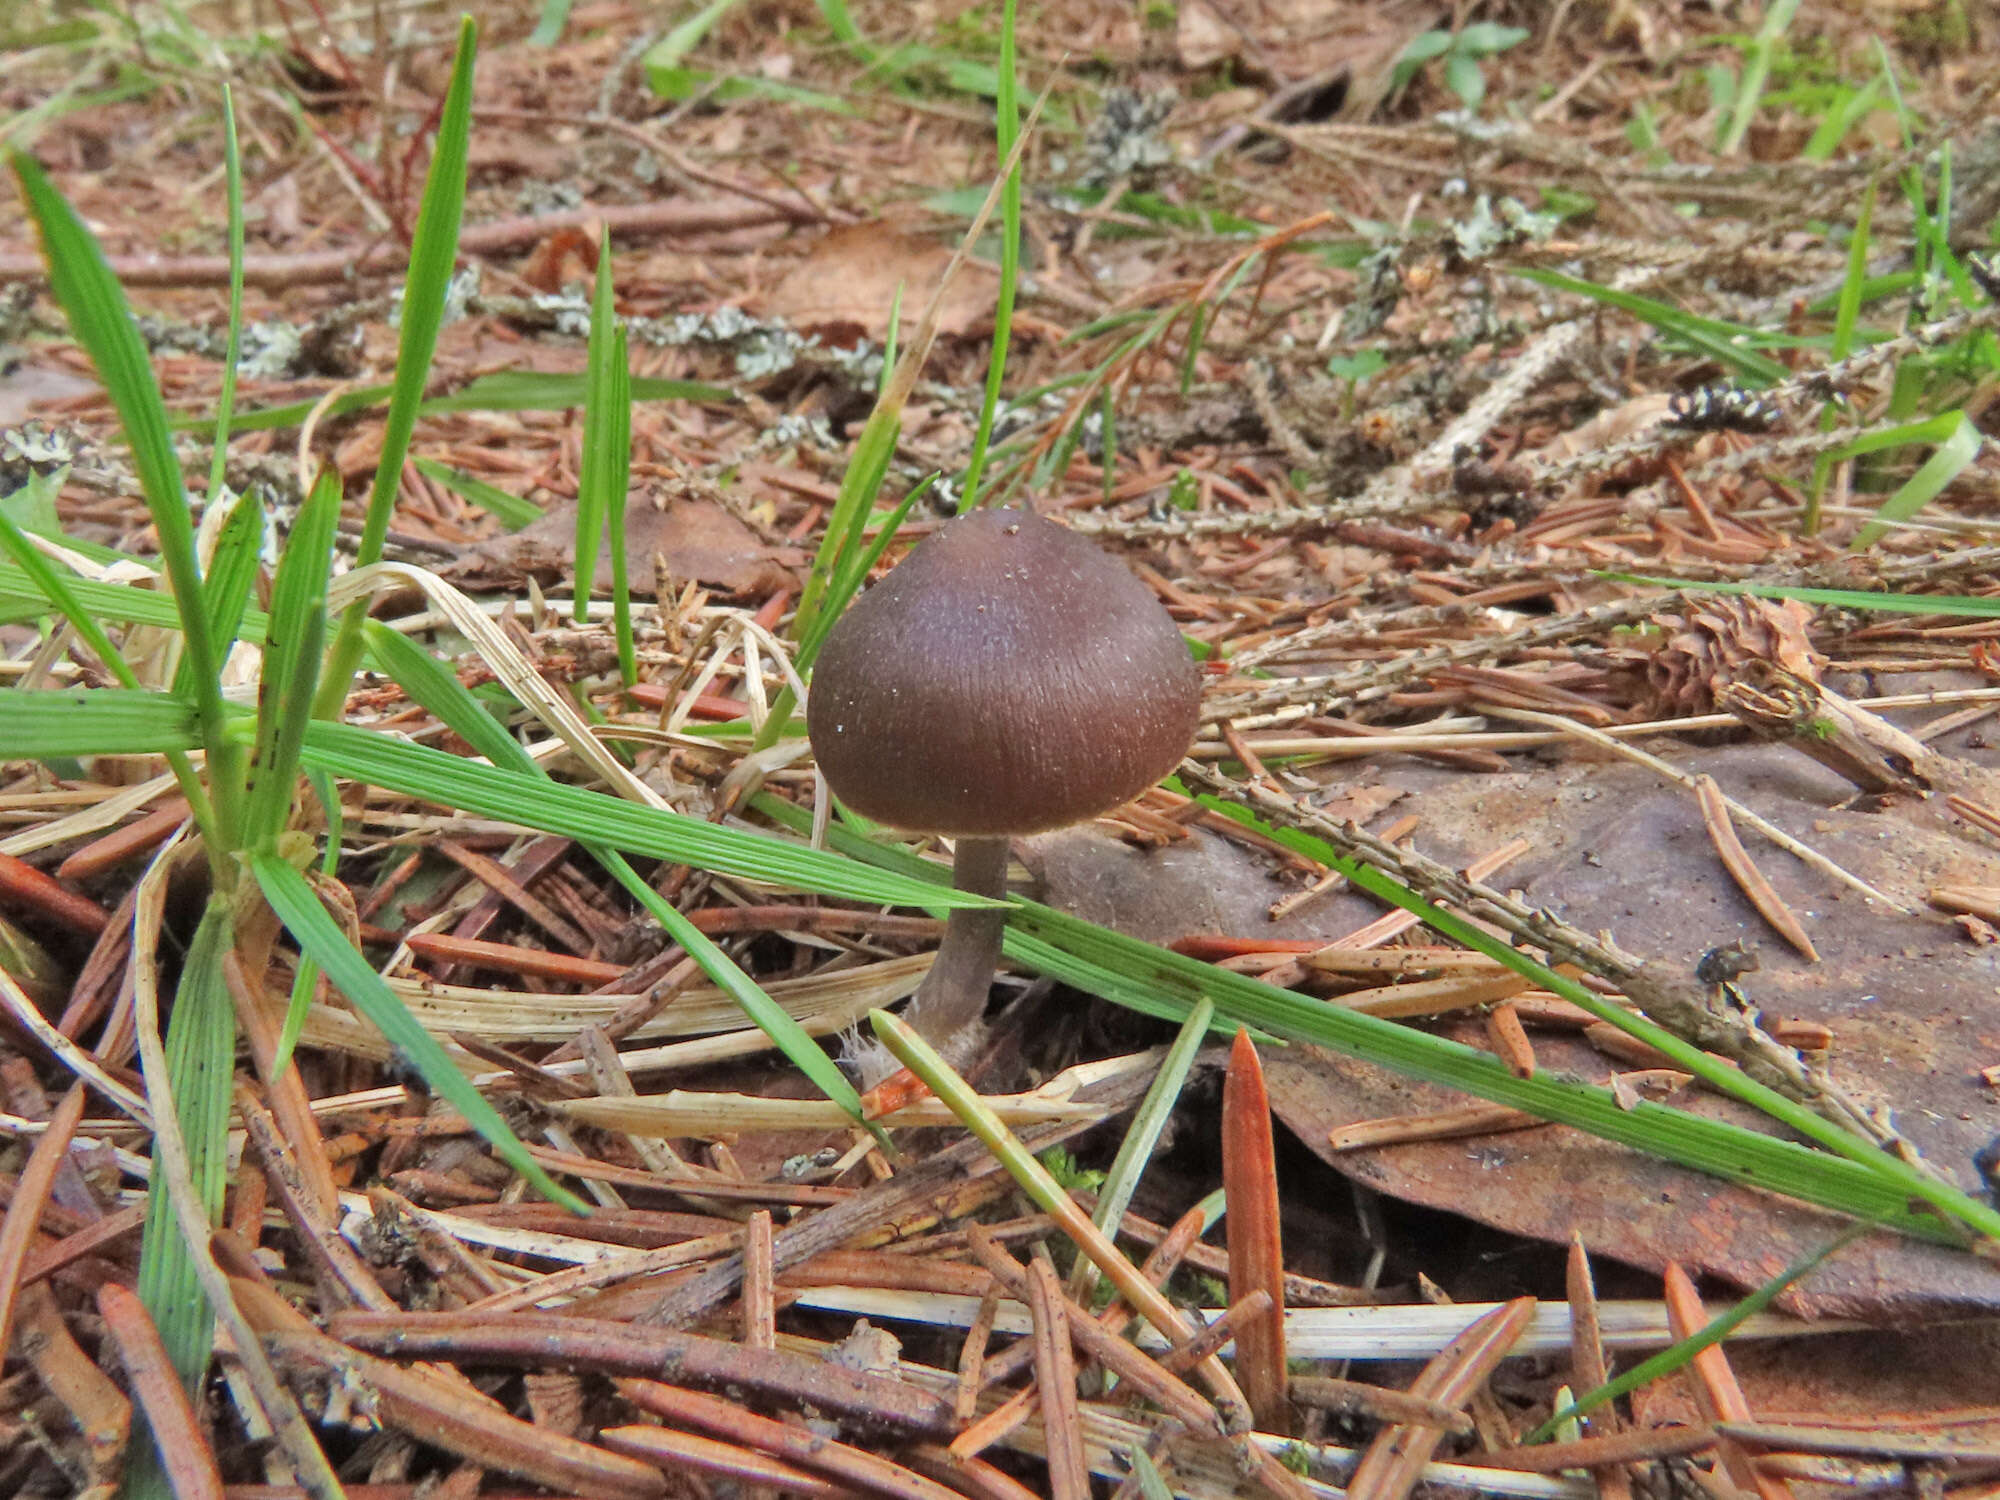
[0,520,223,843]
[1074,995,1211,1301]
[1715,0,1801,155]
[421,371,729,413]
[171,488,262,706]
[815,0,866,48]
[1183,795,2000,1241]
[251,851,588,1213]
[1807,176,1878,533]
[8,154,192,589]
[296,718,993,911]
[1125,1445,1176,1500]
[606,325,635,685]
[801,476,936,672]
[316,15,477,719]
[640,0,744,92]
[574,238,618,625]
[412,457,544,530]
[1832,180,1875,368]
[1848,410,1981,549]
[0,689,202,756]
[0,559,269,641]
[1801,75,1883,161]
[792,380,902,652]
[0,513,144,690]
[1510,267,1791,383]
[787,76,1046,664]
[361,622,529,768]
[956,0,1021,507]
[607,849,880,1135]
[133,897,235,1394]
[178,383,392,435]
[10,148,240,846]
[1015,899,1969,1239]
[183,374,725,437]
[243,468,339,851]
[528,0,573,45]
[205,84,246,503]
[271,768,343,1077]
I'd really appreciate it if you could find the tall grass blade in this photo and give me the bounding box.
[271,769,343,1077]
[1186,796,2000,1241]
[1715,0,1801,155]
[189,372,726,437]
[606,335,634,684]
[957,0,1020,507]
[529,0,573,45]
[788,77,1049,658]
[574,238,617,624]
[1807,177,1878,533]
[243,468,339,851]
[171,488,261,706]
[1605,574,2000,618]
[1845,410,1981,548]
[297,718,989,912]
[316,15,478,719]
[0,519,222,841]
[421,371,729,413]
[0,560,269,640]
[251,851,588,1213]
[802,474,936,670]
[133,896,235,1392]
[0,515,145,691]
[10,149,240,845]
[1074,995,1211,1302]
[205,84,246,503]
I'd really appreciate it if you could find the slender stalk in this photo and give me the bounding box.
[903,835,1009,1048]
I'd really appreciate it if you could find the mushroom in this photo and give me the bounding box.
[807,506,1201,1051]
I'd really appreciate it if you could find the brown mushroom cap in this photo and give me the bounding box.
[807,507,1202,837]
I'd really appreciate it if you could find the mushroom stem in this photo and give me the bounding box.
[903,835,1011,1053]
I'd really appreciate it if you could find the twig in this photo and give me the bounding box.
[0,197,796,289]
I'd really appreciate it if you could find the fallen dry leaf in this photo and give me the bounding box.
[761,223,997,344]
[446,490,802,599]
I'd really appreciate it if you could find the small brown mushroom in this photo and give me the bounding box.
[807,506,1201,1050]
